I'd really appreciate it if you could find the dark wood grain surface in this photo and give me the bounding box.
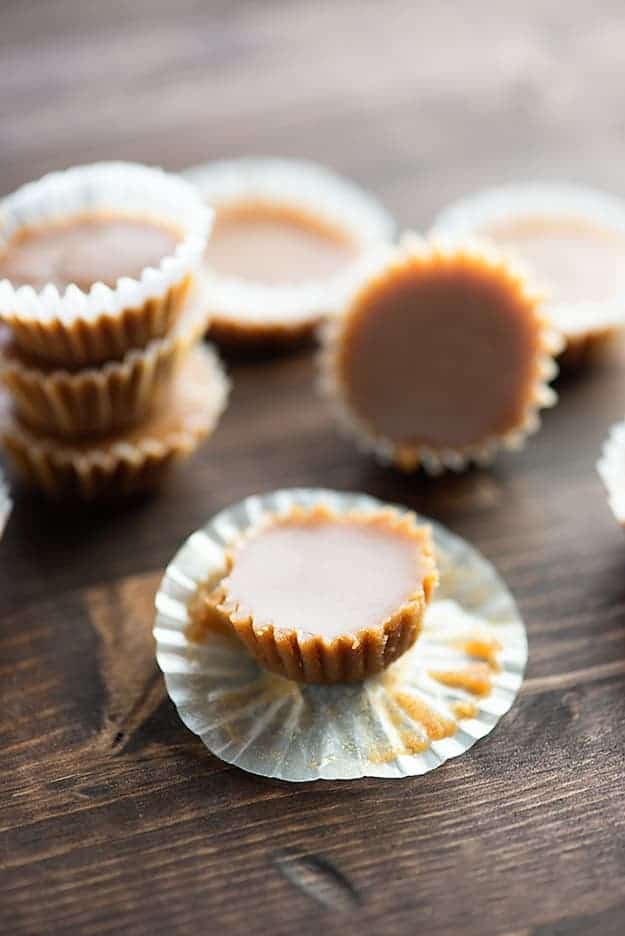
[3,2,625,934]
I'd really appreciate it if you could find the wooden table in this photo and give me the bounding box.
[3,2,625,933]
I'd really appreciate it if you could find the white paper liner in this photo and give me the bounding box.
[0,466,11,538]
[154,488,527,781]
[319,236,562,474]
[597,420,625,526]
[0,161,212,325]
[183,158,395,329]
[430,183,625,340]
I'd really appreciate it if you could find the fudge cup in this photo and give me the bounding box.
[0,467,10,538]
[184,157,394,347]
[0,281,210,439]
[155,488,528,781]
[0,162,212,367]
[0,345,229,500]
[319,235,562,474]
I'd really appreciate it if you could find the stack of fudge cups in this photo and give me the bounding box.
[0,162,229,500]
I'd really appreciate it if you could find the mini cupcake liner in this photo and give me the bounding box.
[183,158,395,342]
[0,466,11,538]
[0,344,229,500]
[154,488,527,782]
[0,283,210,439]
[431,183,625,366]
[0,162,212,367]
[597,420,625,526]
[319,236,563,474]
[204,504,438,683]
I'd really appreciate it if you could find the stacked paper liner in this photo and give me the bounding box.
[0,162,230,500]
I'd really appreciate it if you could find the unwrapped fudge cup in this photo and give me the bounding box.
[431,183,625,367]
[0,283,210,439]
[155,487,528,781]
[191,503,438,683]
[320,235,562,473]
[0,345,229,500]
[0,162,212,367]
[184,158,395,346]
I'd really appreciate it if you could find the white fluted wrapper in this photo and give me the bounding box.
[431,183,625,364]
[183,158,395,341]
[597,420,625,526]
[154,488,527,782]
[319,236,563,474]
[0,467,11,538]
[0,162,212,365]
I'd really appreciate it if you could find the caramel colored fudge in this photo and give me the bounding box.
[322,239,560,472]
[205,200,357,286]
[190,504,438,683]
[0,213,181,291]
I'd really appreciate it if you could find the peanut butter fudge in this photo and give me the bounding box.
[185,157,394,345]
[0,162,211,366]
[0,213,182,292]
[205,201,357,286]
[191,504,437,683]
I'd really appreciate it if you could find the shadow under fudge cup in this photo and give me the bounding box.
[431,183,625,367]
[184,158,395,347]
[0,162,212,367]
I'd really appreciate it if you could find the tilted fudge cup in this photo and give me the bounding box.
[597,420,625,528]
[320,236,562,473]
[184,158,395,347]
[190,503,438,684]
[0,282,210,439]
[0,345,229,500]
[431,183,625,367]
[0,162,212,367]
